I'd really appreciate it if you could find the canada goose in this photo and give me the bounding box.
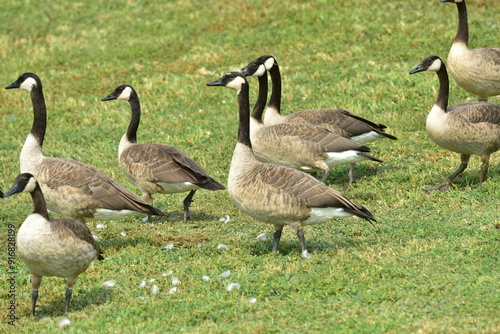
[409,55,500,192]
[441,0,500,101]
[248,55,397,145]
[101,84,225,222]
[5,73,164,221]
[206,72,376,258]
[241,61,382,183]
[3,173,103,316]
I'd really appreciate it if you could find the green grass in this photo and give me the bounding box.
[1,0,499,332]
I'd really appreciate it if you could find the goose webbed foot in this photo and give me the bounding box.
[423,180,453,194]
[183,190,197,223]
[424,155,469,194]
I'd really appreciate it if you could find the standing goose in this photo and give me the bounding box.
[409,56,500,192]
[248,55,397,144]
[442,0,500,101]
[101,84,225,222]
[5,73,164,221]
[3,173,103,316]
[241,61,382,183]
[207,72,376,258]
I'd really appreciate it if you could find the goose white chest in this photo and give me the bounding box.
[16,214,97,278]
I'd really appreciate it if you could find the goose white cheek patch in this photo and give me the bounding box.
[117,86,133,100]
[20,77,37,92]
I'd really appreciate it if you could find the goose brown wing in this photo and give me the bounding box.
[287,108,397,140]
[266,123,371,153]
[450,103,500,125]
[124,143,224,190]
[51,218,104,260]
[255,163,375,222]
[39,157,163,215]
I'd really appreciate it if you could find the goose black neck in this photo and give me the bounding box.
[268,64,282,114]
[237,83,252,148]
[454,1,469,46]
[30,86,47,146]
[435,64,450,111]
[251,73,269,123]
[31,183,50,220]
[126,92,141,143]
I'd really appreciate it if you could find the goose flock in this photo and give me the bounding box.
[2,0,499,316]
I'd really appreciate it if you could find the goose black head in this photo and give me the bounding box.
[101,84,136,102]
[6,73,42,92]
[241,59,266,77]
[3,173,38,198]
[409,56,443,75]
[207,72,248,91]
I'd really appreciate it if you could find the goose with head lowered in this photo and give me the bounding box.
[207,72,376,258]
[246,55,397,145]
[409,55,500,192]
[3,173,103,316]
[101,84,225,222]
[5,73,164,222]
[241,60,382,183]
[441,0,500,101]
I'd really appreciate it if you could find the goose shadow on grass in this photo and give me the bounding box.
[30,286,112,319]
[323,163,399,187]
[250,234,368,257]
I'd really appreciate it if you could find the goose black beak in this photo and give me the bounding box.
[5,82,20,90]
[3,183,21,198]
[409,64,424,75]
[101,94,117,101]
[206,78,224,87]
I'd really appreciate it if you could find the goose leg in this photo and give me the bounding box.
[348,163,357,185]
[296,229,309,258]
[479,154,491,184]
[272,225,284,252]
[320,167,331,183]
[63,288,73,316]
[143,193,154,223]
[424,154,470,193]
[31,274,42,316]
[183,190,197,222]
[289,222,308,258]
[63,277,77,316]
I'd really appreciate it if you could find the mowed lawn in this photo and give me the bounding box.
[0,0,499,333]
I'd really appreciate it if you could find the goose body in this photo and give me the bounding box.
[207,72,376,258]
[442,0,500,101]
[410,56,500,192]
[242,58,383,183]
[247,55,397,144]
[3,173,103,316]
[101,85,225,222]
[5,73,163,221]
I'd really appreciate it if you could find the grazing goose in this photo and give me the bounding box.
[101,84,225,222]
[441,0,500,101]
[3,173,103,316]
[409,56,500,192]
[241,61,382,183]
[5,73,164,221]
[207,72,376,258]
[248,55,397,144]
